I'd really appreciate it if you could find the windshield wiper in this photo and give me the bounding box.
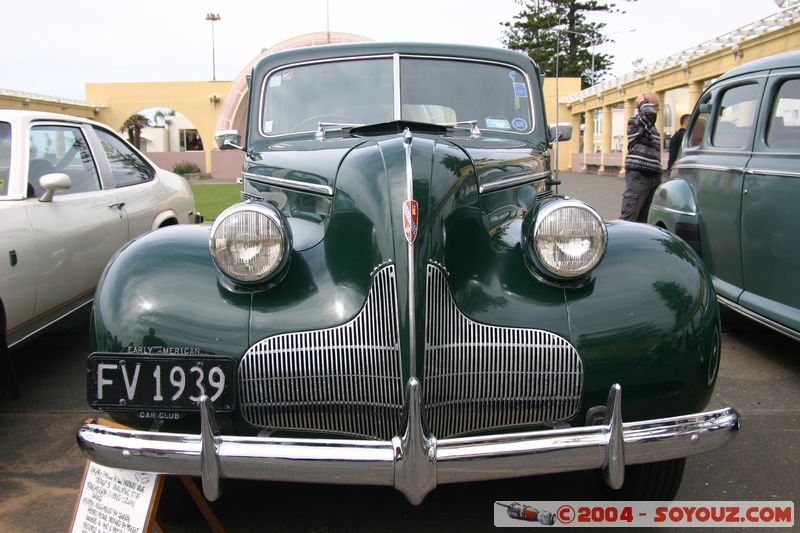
[446,120,481,139]
[315,122,364,140]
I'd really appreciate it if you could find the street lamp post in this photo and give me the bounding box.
[206,13,221,81]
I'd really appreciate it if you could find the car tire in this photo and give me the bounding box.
[602,458,686,500]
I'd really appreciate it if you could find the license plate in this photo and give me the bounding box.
[87,353,236,412]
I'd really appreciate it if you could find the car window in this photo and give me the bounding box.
[94,128,154,187]
[400,58,534,133]
[29,125,100,197]
[262,58,394,135]
[711,83,760,148]
[766,78,800,150]
[687,94,711,148]
[0,121,10,196]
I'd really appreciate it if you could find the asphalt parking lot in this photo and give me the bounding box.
[1,171,798,532]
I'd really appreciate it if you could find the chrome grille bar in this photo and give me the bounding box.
[424,264,583,438]
[239,265,403,440]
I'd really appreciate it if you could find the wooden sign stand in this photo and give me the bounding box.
[71,418,225,533]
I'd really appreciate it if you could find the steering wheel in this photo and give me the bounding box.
[291,114,351,133]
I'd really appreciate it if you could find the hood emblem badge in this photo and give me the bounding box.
[403,200,419,245]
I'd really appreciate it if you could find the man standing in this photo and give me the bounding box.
[620,93,662,222]
[668,114,691,171]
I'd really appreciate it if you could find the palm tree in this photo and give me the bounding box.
[122,113,151,150]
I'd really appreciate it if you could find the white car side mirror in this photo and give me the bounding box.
[38,173,72,203]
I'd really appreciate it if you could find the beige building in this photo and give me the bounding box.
[4,6,799,179]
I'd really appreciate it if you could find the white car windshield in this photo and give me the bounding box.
[261,57,534,136]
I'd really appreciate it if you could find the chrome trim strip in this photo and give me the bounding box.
[717,295,800,342]
[241,171,334,197]
[393,53,401,121]
[403,128,417,378]
[424,265,584,438]
[479,171,551,194]
[650,205,697,217]
[672,163,745,172]
[744,168,800,178]
[77,384,741,504]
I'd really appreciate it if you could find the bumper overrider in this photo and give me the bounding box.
[77,380,740,505]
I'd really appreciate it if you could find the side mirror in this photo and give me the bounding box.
[549,122,573,143]
[215,129,243,151]
[38,173,71,203]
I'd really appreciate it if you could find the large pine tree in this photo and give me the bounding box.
[501,0,624,87]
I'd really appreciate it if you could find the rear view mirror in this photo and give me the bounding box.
[38,173,71,203]
[549,122,573,143]
[215,130,243,151]
[698,103,712,114]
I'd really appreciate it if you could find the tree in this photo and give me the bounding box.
[501,0,627,87]
[122,113,151,150]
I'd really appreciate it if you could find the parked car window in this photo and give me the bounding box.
[29,125,100,197]
[94,128,154,187]
[766,78,800,150]
[687,94,711,148]
[400,58,533,132]
[711,84,760,148]
[262,58,394,135]
[0,121,10,196]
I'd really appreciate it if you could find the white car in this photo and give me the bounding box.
[0,110,201,393]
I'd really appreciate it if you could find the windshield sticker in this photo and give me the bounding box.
[268,76,282,88]
[263,120,274,133]
[511,118,528,131]
[485,118,511,129]
[508,70,519,82]
[283,70,294,81]
[513,82,528,98]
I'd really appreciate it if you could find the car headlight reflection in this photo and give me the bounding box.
[532,200,606,278]
[209,203,290,285]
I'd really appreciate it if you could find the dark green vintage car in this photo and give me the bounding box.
[649,51,800,341]
[78,43,739,504]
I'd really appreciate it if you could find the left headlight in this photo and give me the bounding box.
[209,203,291,285]
[529,199,606,279]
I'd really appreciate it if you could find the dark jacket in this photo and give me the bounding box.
[667,127,686,170]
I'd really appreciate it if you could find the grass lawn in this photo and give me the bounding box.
[191,183,241,221]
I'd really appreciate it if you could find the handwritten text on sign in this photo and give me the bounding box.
[71,462,159,533]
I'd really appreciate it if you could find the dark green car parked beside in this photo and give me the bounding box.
[649,50,800,341]
[78,42,739,504]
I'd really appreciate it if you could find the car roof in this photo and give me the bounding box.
[252,41,540,77]
[716,50,800,82]
[0,109,98,125]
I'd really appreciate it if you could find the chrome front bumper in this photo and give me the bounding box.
[77,380,740,505]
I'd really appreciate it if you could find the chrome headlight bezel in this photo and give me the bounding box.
[527,199,607,280]
[209,202,292,287]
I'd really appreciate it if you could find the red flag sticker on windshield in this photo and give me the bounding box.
[403,200,418,245]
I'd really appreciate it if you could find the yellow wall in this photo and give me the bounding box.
[543,77,582,171]
[85,80,232,172]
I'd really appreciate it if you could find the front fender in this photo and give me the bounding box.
[566,221,719,422]
[91,225,251,358]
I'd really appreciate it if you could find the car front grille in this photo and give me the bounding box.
[238,262,583,440]
[238,264,404,440]
[423,264,583,438]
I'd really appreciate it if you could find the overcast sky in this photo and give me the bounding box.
[0,0,788,101]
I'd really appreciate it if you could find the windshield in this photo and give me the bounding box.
[0,122,10,196]
[260,56,534,136]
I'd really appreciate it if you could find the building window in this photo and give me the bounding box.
[180,129,204,151]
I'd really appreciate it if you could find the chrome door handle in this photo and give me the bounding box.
[108,202,126,210]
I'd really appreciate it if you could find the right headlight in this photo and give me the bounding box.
[529,199,607,279]
[209,203,291,286]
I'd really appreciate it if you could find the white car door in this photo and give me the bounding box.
[24,123,128,318]
[92,128,164,237]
